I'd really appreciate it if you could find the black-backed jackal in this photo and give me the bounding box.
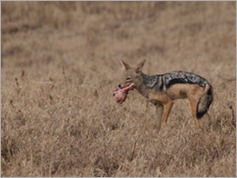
[120,60,213,129]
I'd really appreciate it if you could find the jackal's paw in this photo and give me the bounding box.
[161,122,166,129]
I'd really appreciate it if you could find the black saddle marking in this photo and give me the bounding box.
[142,71,208,91]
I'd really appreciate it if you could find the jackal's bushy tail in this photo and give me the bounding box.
[197,83,213,118]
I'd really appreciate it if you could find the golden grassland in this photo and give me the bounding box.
[1,2,236,176]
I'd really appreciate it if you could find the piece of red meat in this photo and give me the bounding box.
[113,83,135,104]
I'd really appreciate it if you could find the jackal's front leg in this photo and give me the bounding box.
[155,105,163,130]
[161,102,173,126]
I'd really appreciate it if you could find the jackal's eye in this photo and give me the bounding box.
[126,77,131,81]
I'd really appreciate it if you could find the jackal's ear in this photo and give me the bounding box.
[120,60,131,70]
[135,59,146,72]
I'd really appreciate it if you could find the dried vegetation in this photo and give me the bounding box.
[1,2,236,176]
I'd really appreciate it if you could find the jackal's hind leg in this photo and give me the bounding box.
[202,112,211,129]
[188,97,202,128]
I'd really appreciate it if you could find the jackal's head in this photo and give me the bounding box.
[120,59,146,88]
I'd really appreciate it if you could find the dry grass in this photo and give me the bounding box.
[1,2,236,177]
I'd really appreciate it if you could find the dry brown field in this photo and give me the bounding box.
[1,2,236,177]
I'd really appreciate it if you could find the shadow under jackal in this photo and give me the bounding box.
[119,60,213,129]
